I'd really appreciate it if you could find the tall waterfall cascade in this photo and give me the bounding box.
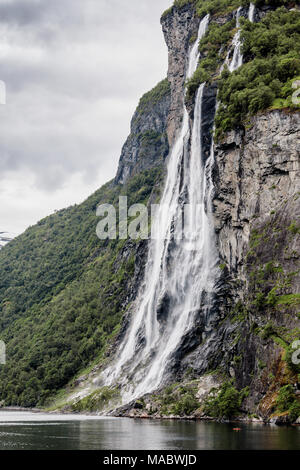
[91,4,256,407]
[94,13,222,405]
[249,2,255,23]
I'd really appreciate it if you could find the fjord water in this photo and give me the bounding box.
[100,13,220,404]
[0,412,299,450]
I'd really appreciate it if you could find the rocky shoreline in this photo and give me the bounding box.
[1,404,298,426]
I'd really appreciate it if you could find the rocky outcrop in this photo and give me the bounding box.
[115,80,171,184]
[209,110,300,415]
[213,110,300,280]
[161,4,199,145]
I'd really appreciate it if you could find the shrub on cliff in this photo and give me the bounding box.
[204,381,249,419]
[216,8,300,137]
[172,392,199,416]
[275,385,300,422]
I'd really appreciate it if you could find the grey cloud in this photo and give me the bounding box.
[0,0,84,28]
[0,0,45,26]
[0,0,172,234]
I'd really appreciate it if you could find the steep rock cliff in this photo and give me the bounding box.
[210,110,300,417]
[0,1,299,419]
[213,111,300,278]
[107,3,300,420]
[115,79,171,184]
[161,3,199,144]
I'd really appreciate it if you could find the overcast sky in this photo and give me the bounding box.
[0,0,172,237]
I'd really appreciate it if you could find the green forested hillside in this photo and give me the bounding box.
[163,0,293,18]
[0,163,162,406]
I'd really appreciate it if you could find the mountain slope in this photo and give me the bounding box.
[0,0,299,422]
[65,0,300,421]
[0,80,168,406]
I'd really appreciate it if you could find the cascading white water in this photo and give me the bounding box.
[249,3,255,23]
[226,3,255,72]
[229,6,243,72]
[96,13,220,405]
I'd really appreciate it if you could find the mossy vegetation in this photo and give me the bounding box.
[71,387,120,412]
[275,384,300,421]
[230,301,248,323]
[277,294,300,306]
[288,221,300,235]
[216,8,300,137]
[247,222,299,313]
[203,381,249,419]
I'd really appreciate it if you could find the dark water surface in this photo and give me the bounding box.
[0,411,298,450]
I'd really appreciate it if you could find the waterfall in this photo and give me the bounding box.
[226,3,255,72]
[249,3,255,23]
[229,6,243,72]
[96,13,220,405]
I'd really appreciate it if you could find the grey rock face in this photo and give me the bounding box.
[161,4,199,145]
[210,111,299,413]
[213,111,300,279]
[116,2,200,185]
[115,80,171,185]
[108,5,300,419]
